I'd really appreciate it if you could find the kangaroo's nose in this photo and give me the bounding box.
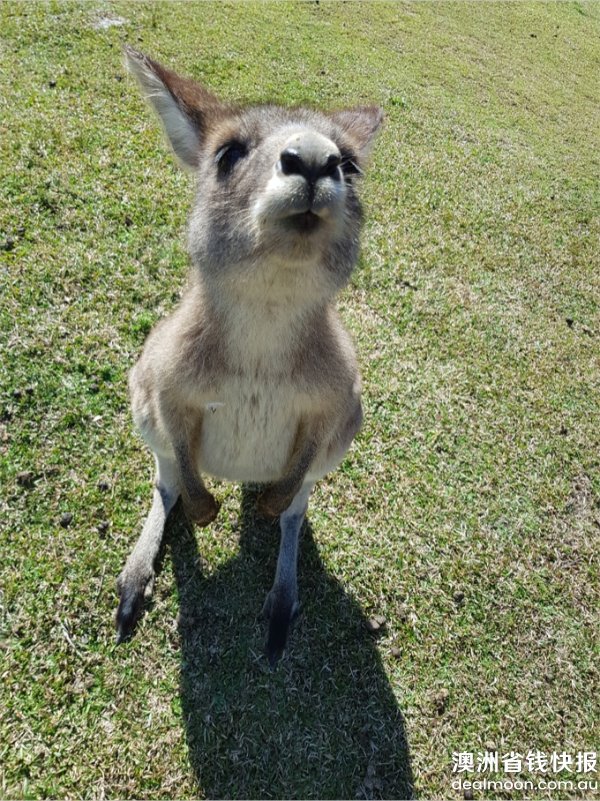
[279,133,341,183]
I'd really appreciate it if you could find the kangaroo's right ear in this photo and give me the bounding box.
[124,47,226,169]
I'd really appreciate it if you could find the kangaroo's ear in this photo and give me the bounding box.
[330,106,384,165]
[124,46,226,169]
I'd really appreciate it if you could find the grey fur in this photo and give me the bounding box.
[116,48,382,663]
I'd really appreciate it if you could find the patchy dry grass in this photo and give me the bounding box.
[1,2,599,799]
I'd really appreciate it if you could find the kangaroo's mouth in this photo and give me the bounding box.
[284,210,322,234]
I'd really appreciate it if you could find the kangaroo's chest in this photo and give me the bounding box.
[197,374,303,483]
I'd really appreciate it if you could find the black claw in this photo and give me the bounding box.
[267,643,284,671]
[115,625,131,646]
[266,620,286,669]
[264,598,300,669]
[115,589,144,644]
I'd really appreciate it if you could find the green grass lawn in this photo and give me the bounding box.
[1,2,599,798]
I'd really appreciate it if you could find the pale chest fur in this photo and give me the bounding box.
[197,375,307,483]
[198,287,329,483]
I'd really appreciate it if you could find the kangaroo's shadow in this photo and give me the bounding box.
[167,487,414,799]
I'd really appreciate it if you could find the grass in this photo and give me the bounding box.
[1,2,599,798]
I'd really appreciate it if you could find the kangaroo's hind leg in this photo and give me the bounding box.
[116,453,180,643]
[262,481,314,668]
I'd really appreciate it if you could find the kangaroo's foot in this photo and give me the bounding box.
[262,584,301,669]
[115,456,179,644]
[116,562,154,643]
[261,481,314,667]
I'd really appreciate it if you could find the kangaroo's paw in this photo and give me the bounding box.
[261,586,300,669]
[184,491,220,527]
[115,564,155,644]
[256,486,295,520]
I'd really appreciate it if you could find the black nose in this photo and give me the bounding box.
[280,148,341,182]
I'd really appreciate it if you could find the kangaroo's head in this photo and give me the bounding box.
[125,48,382,300]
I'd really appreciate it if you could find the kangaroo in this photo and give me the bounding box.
[116,47,383,666]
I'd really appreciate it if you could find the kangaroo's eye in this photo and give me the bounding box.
[215,142,248,176]
[339,150,363,179]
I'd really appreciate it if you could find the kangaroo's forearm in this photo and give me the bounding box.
[257,418,320,518]
[170,412,219,525]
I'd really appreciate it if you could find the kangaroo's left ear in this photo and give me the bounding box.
[124,46,228,169]
[329,106,384,164]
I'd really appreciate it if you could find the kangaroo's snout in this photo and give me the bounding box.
[279,131,342,186]
[254,130,346,228]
